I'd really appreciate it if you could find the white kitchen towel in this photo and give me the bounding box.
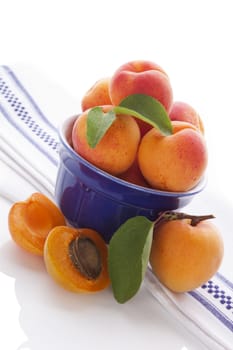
[0,64,232,350]
[0,65,59,199]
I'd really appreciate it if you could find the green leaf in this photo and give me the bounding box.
[108,216,154,303]
[86,94,172,148]
[116,94,172,136]
[87,107,116,148]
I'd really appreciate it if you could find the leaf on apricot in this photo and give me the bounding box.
[108,216,154,303]
[117,94,172,136]
[87,107,116,148]
[86,94,172,148]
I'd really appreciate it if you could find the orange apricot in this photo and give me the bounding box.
[169,101,205,134]
[8,192,66,255]
[81,77,112,111]
[44,226,110,292]
[138,120,208,192]
[118,157,150,188]
[149,213,224,292]
[109,60,173,111]
[72,105,141,175]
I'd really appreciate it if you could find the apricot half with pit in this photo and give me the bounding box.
[44,226,110,292]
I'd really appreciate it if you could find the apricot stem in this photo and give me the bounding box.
[154,210,215,229]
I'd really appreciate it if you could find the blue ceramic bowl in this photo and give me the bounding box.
[55,115,206,243]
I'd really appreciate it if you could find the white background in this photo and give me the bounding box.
[1,1,233,349]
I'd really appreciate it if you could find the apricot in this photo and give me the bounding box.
[134,118,154,138]
[81,77,112,111]
[44,226,110,292]
[138,120,208,192]
[109,60,173,111]
[72,105,141,175]
[8,193,66,255]
[118,157,150,188]
[169,101,205,134]
[149,213,224,292]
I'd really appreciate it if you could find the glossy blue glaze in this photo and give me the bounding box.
[55,116,206,243]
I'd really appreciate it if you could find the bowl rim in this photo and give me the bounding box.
[58,115,207,198]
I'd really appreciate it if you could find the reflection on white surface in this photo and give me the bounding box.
[0,274,26,349]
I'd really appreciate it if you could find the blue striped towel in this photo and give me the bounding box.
[0,65,232,350]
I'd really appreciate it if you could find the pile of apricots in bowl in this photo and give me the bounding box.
[75,59,207,193]
[7,59,224,303]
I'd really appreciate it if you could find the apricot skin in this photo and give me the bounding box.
[169,101,205,134]
[44,226,110,292]
[72,105,141,175]
[81,77,112,111]
[109,60,173,111]
[118,157,150,188]
[149,219,224,292]
[8,193,66,255]
[138,121,208,192]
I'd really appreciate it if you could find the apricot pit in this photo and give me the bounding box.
[69,235,102,280]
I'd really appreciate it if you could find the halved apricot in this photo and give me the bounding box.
[8,192,66,255]
[44,226,110,292]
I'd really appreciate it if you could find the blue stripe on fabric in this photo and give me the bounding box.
[0,103,58,166]
[2,65,57,132]
[189,289,233,333]
[0,66,58,166]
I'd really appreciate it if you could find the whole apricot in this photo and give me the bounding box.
[138,120,208,192]
[169,101,205,134]
[149,215,224,292]
[118,157,150,188]
[72,105,141,175]
[44,226,110,292]
[81,77,112,111]
[8,193,66,255]
[109,60,173,111]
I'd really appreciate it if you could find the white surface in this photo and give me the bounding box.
[1,1,233,349]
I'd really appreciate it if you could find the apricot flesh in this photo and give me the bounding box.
[138,121,208,192]
[8,193,66,255]
[44,226,110,292]
[72,105,141,175]
[149,219,224,292]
